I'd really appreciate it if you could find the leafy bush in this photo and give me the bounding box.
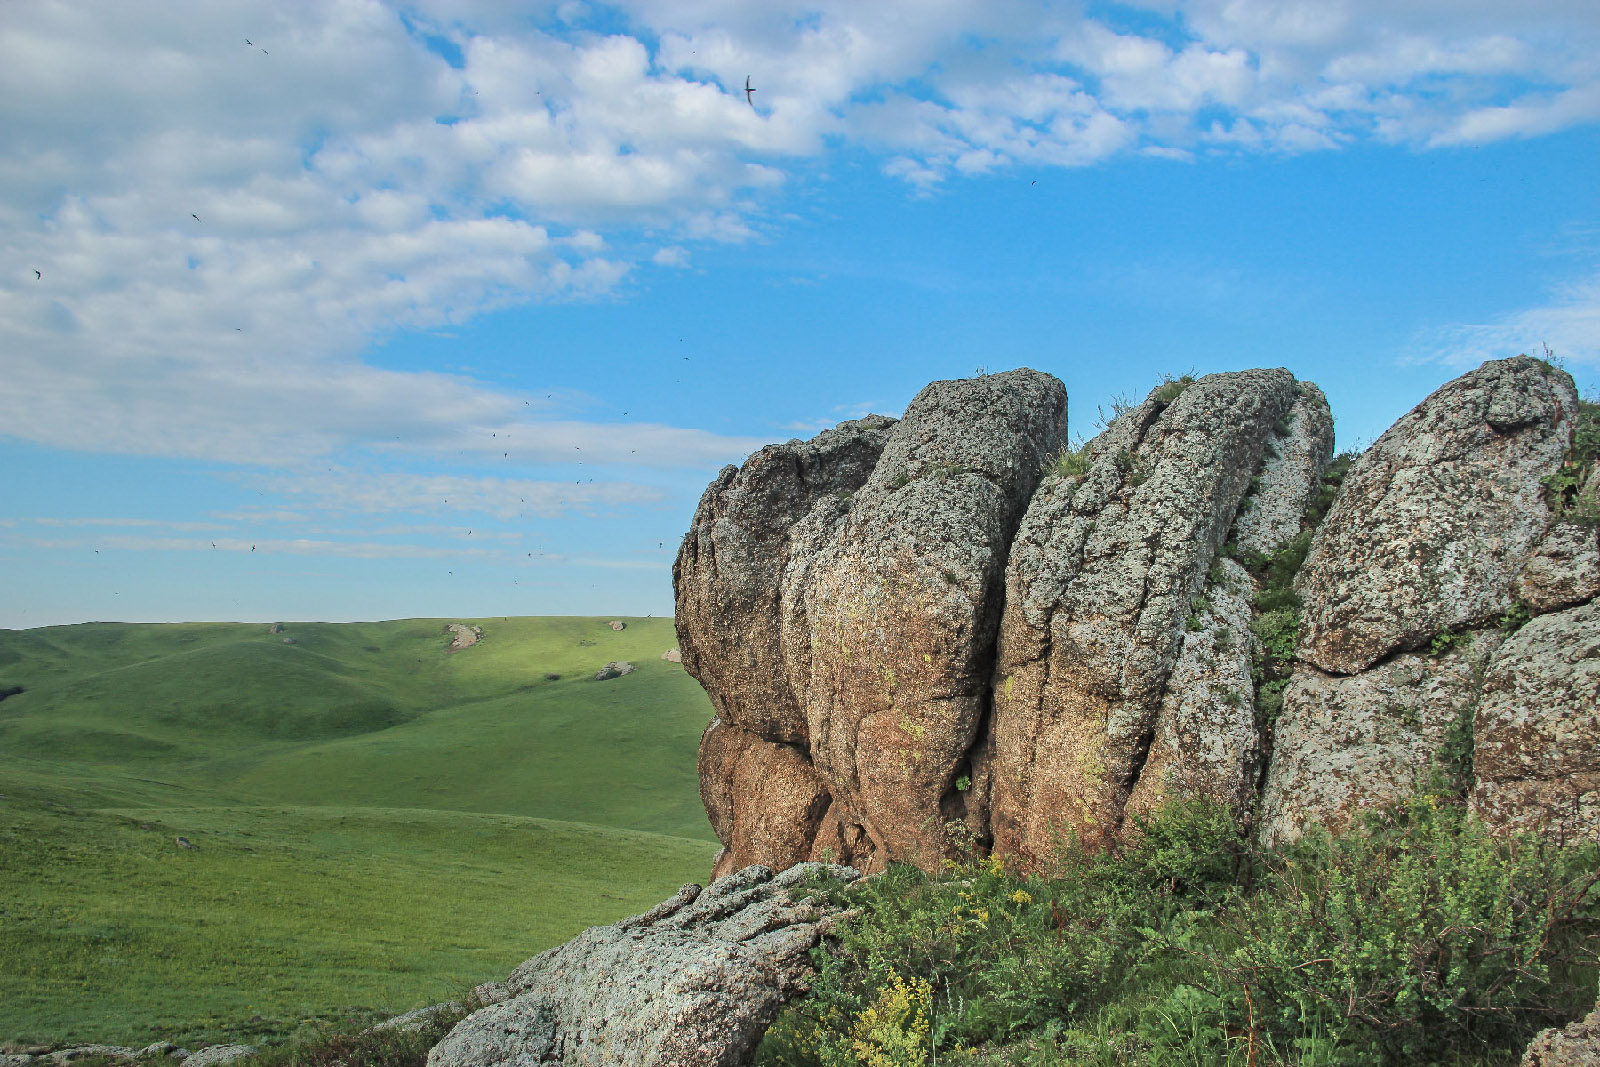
[756,799,1600,1066]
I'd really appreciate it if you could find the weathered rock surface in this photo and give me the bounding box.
[989,370,1310,864]
[1261,355,1591,844]
[1518,471,1600,613]
[1257,637,1501,846]
[798,370,1067,871]
[1123,558,1260,825]
[1521,998,1600,1066]
[427,863,858,1067]
[699,720,830,881]
[593,661,634,681]
[446,624,483,652]
[1471,600,1600,842]
[1296,356,1577,675]
[1231,381,1335,556]
[608,621,626,631]
[675,415,895,746]
[178,1047,254,1067]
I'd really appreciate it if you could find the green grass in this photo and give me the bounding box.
[758,798,1600,1067]
[0,617,719,1046]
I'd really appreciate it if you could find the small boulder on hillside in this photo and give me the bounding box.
[446,624,483,651]
[661,648,681,663]
[427,863,859,1067]
[267,623,283,634]
[179,1047,255,1067]
[594,662,635,681]
[608,621,626,631]
[174,835,195,850]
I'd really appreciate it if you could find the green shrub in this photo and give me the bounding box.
[1304,452,1357,529]
[1542,396,1599,526]
[1043,446,1091,483]
[757,798,1600,1067]
[1152,374,1197,406]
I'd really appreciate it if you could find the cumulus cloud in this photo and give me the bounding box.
[1,0,1597,471]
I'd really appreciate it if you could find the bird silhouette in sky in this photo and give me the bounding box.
[34,270,41,279]
[245,39,252,45]
[192,214,200,221]
[745,76,756,106]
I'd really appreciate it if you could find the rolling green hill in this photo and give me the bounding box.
[0,617,718,1047]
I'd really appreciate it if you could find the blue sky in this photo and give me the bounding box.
[3,0,1598,628]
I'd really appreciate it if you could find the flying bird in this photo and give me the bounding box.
[245,39,252,45]
[34,270,41,279]
[745,75,756,107]
[192,214,200,221]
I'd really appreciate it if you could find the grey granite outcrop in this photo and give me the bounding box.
[426,863,858,1067]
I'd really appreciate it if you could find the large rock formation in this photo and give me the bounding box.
[427,863,858,1067]
[1259,356,1589,845]
[679,355,1596,876]
[988,370,1328,864]
[796,370,1067,872]
[1294,356,1575,675]
[677,370,1066,874]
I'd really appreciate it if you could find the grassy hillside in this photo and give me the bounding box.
[0,617,718,1046]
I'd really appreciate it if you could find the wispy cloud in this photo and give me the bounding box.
[1409,267,1600,370]
[243,467,670,520]
[8,533,502,560]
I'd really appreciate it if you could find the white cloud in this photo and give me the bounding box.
[1,0,1597,474]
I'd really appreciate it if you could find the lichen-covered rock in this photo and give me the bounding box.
[1521,998,1600,1066]
[179,1048,255,1067]
[675,416,894,745]
[427,864,859,1067]
[799,370,1067,871]
[1231,382,1334,556]
[698,719,831,880]
[1296,356,1577,675]
[989,370,1302,864]
[1123,558,1261,825]
[1518,470,1600,613]
[1257,636,1502,847]
[1471,600,1600,842]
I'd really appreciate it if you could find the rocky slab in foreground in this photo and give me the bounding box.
[427,863,859,1067]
